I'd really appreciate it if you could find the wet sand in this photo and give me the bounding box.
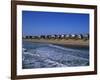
[23,39,89,49]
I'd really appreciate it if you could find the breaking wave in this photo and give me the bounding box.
[22,41,89,69]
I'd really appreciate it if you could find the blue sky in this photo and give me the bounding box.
[22,11,89,36]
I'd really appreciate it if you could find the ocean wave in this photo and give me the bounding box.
[22,42,89,68]
[48,44,87,53]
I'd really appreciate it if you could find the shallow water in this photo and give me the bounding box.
[22,41,89,69]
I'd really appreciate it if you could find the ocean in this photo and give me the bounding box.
[22,41,89,69]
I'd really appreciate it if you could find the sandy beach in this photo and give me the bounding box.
[23,39,89,49]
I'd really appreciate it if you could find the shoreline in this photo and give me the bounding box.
[23,39,89,49]
[52,43,89,50]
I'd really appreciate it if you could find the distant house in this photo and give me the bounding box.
[32,36,35,39]
[37,35,41,39]
[32,36,38,39]
[61,34,65,39]
[51,35,56,39]
[71,34,77,39]
[54,35,57,39]
[46,35,51,39]
[77,34,83,39]
[22,36,26,39]
[57,35,62,39]
[24,33,89,40]
[25,36,29,39]
[40,35,45,39]
[65,34,71,39]
[29,36,32,39]
[83,34,89,40]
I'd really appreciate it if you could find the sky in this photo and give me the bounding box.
[22,11,89,36]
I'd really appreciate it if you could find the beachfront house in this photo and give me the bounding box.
[25,36,29,39]
[50,34,56,39]
[40,35,46,39]
[22,36,26,39]
[37,35,41,39]
[61,34,65,39]
[65,34,71,39]
[83,34,89,40]
[29,36,32,39]
[53,34,57,39]
[46,35,51,39]
[77,34,83,39]
[24,36,32,39]
[58,35,62,39]
[32,36,35,39]
[57,34,66,39]
[32,36,38,39]
[71,34,77,39]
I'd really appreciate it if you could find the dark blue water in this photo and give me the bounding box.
[22,41,89,69]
